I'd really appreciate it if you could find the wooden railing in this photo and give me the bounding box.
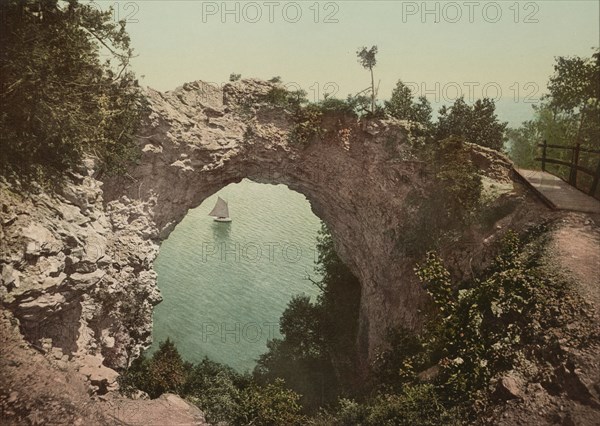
[536,140,600,196]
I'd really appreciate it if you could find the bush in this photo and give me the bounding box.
[396,136,483,256]
[325,385,460,426]
[266,87,308,110]
[0,0,143,181]
[371,224,587,421]
[183,358,247,424]
[118,339,186,398]
[235,379,306,426]
[289,104,324,146]
[119,340,303,425]
[435,97,507,151]
[367,385,461,426]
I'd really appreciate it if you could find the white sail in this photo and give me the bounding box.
[208,196,229,218]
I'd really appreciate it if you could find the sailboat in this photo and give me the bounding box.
[208,196,232,222]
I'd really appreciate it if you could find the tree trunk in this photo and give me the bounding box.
[370,67,375,114]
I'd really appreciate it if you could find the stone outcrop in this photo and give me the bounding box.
[0,160,161,370]
[0,310,207,425]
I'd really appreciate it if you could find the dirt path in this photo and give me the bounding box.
[550,213,600,315]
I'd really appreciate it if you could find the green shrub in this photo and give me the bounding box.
[367,385,461,426]
[265,87,307,110]
[119,339,186,398]
[0,0,143,182]
[119,341,303,425]
[396,136,483,256]
[325,385,460,426]
[289,104,324,145]
[235,379,306,426]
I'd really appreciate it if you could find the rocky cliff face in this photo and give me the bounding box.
[0,163,161,370]
[1,79,517,372]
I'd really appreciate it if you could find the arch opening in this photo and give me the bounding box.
[149,179,336,371]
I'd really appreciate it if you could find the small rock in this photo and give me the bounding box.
[8,391,18,404]
[1,264,20,289]
[496,374,523,400]
[417,365,440,382]
[51,347,64,360]
[39,338,53,353]
[69,269,106,290]
[54,360,68,371]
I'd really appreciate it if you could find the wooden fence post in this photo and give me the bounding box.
[590,158,600,196]
[541,140,547,172]
[569,143,581,186]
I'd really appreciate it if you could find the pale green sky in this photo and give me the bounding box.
[90,0,598,115]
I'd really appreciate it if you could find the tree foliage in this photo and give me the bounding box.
[547,50,599,141]
[435,97,507,151]
[385,80,432,129]
[356,45,378,114]
[397,136,483,256]
[119,340,304,425]
[0,0,143,181]
[119,338,186,399]
[254,223,361,412]
[236,379,305,426]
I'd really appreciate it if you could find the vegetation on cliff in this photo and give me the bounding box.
[0,0,143,182]
[267,75,507,151]
[119,341,304,425]
[306,223,594,424]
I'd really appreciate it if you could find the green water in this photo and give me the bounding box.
[149,179,322,371]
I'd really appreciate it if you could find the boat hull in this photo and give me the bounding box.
[213,217,232,222]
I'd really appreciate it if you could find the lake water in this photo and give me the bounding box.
[149,179,323,371]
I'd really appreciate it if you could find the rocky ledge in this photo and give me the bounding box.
[0,160,161,373]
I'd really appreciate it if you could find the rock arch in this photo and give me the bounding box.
[103,79,517,367]
[103,79,442,365]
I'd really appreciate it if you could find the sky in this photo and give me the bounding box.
[88,0,599,124]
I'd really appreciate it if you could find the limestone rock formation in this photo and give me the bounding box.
[103,79,518,364]
[0,159,161,370]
